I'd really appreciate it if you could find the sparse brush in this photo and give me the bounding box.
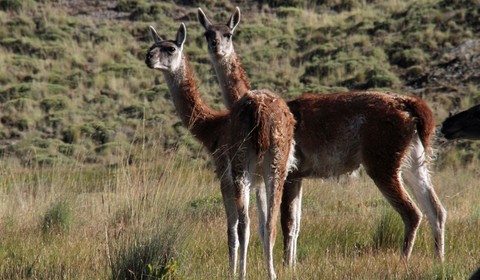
[109,228,183,280]
[42,199,73,234]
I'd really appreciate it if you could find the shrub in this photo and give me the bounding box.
[110,229,181,280]
[40,96,68,113]
[120,105,144,119]
[0,0,22,12]
[42,200,73,234]
[277,7,303,17]
[115,0,139,12]
[81,122,112,145]
[0,83,32,102]
[189,194,223,218]
[61,126,81,144]
[58,143,76,157]
[364,68,399,88]
[390,48,428,68]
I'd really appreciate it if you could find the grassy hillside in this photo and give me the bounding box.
[1,0,480,279]
[0,0,479,167]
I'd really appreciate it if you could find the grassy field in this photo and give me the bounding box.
[1,0,480,279]
[0,143,480,279]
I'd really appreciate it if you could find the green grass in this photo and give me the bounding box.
[0,146,479,279]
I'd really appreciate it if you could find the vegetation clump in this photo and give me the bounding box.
[42,200,73,234]
[110,230,181,280]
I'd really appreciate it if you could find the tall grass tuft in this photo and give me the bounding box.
[109,227,183,280]
[372,208,404,250]
[41,199,73,234]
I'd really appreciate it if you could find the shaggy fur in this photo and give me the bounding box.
[146,24,296,280]
[198,8,446,266]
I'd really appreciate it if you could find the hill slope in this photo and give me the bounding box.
[0,0,479,166]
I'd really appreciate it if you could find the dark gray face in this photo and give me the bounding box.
[441,105,480,140]
[197,7,240,58]
[145,24,186,72]
[145,41,181,71]
[203,25,234,56]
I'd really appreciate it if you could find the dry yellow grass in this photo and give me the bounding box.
[0,142,479,279]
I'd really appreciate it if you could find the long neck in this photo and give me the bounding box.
[163,55,226,151]
[212,52,251,109]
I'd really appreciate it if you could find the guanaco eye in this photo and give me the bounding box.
[224,33,232,39]
[162,46,176,54]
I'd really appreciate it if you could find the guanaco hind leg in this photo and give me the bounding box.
[262,150,289,280]
[373,171,423,258]
[402,134,446,259]
[232,170,252,279]
[255,178,268,249]
[281,178,303,268]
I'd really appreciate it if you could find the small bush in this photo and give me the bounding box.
[58,143,76,157]
[391,48,428,68]
[81,122,112,145]
[277,7,303,17]
[0,83,32,102]
[120,105,144,119]
[40,96,68,113]
[0,0,22,12]
[32,154,59,167]
[61,126,81,144]
[405,65,426,80]
[42,200,73,234]
[110,229,181,280]
[364,68,399,88]
[115,0,138,12]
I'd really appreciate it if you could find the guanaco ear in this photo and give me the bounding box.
[149,26,163,44]
[197,8,212,30]
[227,7,241,32]
[176,23,187,50]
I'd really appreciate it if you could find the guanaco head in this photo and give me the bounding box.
[197,7,240,58]
[145,23,186,72]
[441,104,480,140]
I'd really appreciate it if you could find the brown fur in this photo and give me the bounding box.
[225,54,251,105]
[285,91,431,177]
[231,90,294,159]
[199,10,446,263]
[198,7,445,267]
[174,56,229,153]
[146,31,296,279]
[400,95,436,153]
